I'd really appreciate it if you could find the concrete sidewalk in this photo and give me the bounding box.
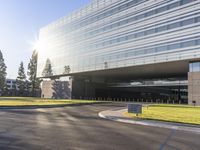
[99,108,200,134]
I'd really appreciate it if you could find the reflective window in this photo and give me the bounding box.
[190,62,200,72]
[146,28,156,35]
[136,32,145,38]
[196,16,200,22]
[156,45,168,52]
[190,63,193,72]
[169,2,180,9]
[182,18,195,26]
[146,10,156,17]
[182,40,196,48]
[157,6,168,13]
[168,43,181,50]
[156,26,166,33]
[146,48,156,54]
[136,13,145,19]
[168,22,181,29]
[196,39,200,45]
[181,0,195,5]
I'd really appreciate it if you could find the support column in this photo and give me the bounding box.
[188,72,200,106]
[41,80,54,98]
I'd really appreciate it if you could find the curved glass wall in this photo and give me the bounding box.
[37,0,200,78]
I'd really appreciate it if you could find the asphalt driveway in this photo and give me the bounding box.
[0,103,199,150]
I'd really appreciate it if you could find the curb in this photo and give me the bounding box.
[0,102,107,110]
[98,109,200,134]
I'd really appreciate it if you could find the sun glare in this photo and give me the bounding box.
[29,37,45,54]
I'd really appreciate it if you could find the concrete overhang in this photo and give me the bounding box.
[42,59,200,81]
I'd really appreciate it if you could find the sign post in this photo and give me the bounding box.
[128,104,142,116]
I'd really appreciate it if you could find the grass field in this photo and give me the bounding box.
[0,97,100,106]
[125,104,200,125]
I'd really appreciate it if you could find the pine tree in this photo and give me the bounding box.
[16,62,27,96]
[27,50,41,96]
[0,50,7,95]
[42,58,53,77]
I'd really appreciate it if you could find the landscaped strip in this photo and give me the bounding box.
[0,97,102,107]
[125,104,200,125]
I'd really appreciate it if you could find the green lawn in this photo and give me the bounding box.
[125,104,200,125]
[0,97,101,106]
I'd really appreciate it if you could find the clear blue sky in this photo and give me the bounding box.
[0,0,91,79]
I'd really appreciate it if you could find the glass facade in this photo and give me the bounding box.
[190,62,200,72]
[37,0,200,78]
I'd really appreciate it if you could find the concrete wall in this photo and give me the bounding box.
[41,80,54,98]
[41,80,71,99]
[188,72,200,106]
[41,77,106,99]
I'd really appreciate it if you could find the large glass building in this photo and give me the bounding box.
[37,0,200,105]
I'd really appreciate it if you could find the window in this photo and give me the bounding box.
[120,20,128,26]
[181,40,196,48]
[111,54,118,60]
[196,39,200,45]
[146,48,156,54]
[156,45,168,52]
[157,6,168,13]
[7,80,11,84]
[128,34,135,40]
[157,25,167,32]
[195,16,200,23]
[135,50,145,56]
[192,62,200,72]
[136,32,145,38]
[181,0,195,5]
[168,22,181,29]
[169,2,180,9]
[111,39,118,44]
[128,17,135,23]
[189,63,193,72]
[146,28,156,35]
[146,10,156,17]
[120,36,127,42]
[127,51,135,57]
[136,13,145,20]
[182,18,195,26]
[168,43,181,50]
[112,23,118,28]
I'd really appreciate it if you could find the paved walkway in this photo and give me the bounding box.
[99,108,200,134]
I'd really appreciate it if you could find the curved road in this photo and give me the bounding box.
[0,103,199,150]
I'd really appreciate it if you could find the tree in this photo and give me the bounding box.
[63,65,71,74]
[0,50,7,95]
[27,50,41,96]
[16,62,27,96]
[42,58,53,77]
